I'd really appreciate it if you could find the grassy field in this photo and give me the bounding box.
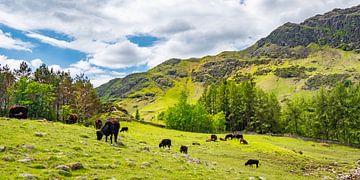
[0,118,359,179]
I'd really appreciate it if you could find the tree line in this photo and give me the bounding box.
[163,79,360,144]
[0,62,101,124]
[282,82,360,144]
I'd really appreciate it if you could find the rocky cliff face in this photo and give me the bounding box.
[256,5,360,52]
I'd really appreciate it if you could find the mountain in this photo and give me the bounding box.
[96,5,360,120]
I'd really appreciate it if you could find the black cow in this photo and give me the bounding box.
[95,119,102,129]
[66,114,78,124]
[234,134,243,139]
[211,134,217,142]
[120,127,128,132]
[245,159,259,168]
[159,139,171,148]
[96,118,120,144]
[180,145,188,154]
[225,134,234,141]
[9,106,28,119]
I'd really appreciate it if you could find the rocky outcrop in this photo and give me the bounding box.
[192,59,270,83]
[256,5,360,52]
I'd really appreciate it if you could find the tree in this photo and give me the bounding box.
[0,64,15,116]
[135,109,141,120]
[14,61,31,79]
[164,90,223,133]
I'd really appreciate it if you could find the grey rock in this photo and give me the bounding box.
[69,162,84,170]
[35,132,46,137]
[18,157,33,163]
[19,173,38,179]
[20,144,35,150]
[0,146,6,152]
[55,165,70,171]
[143,147,150,152]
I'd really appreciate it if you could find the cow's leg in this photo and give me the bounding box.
[110,134,113,144]
[105,135,108,142]
[256,163,258,168]
[114,132,118,143]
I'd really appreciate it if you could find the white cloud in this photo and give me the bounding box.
[0,55,121,87]
[0,0,360,85]
[0,55,44,71]
[0,55,25,70]
[30,59,43,68]
[55,60,126,87]
[0,29,32,52]
[48,64,62,72]
[89,41,151,69]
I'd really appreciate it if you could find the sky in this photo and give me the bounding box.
[0,0,359,87]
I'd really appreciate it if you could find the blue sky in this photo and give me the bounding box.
[0,0,358,87]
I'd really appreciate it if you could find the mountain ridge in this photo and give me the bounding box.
[96,4,360,120]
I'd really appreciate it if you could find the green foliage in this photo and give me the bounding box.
[0,64,101,124]
[0,64,15,116]
[282,83,360,144]
[164,90,224,133]
[199,80,281,133]
[60,105,72,123]
[135,109,140,120]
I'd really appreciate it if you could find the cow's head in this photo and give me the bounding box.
[96,130,103,140]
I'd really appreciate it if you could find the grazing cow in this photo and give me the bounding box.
[211,134,217,142]
[240,138,248,144]
[66,114,78,124]
[9,106,28,119]
[120,127,128,132]
[180,145,188,154]
[95,119,102,129]
[192,142,200,146]
[159,139,172,148]
[220,138,226,141]
[96,118,120,144]
[245,159,259,168]
[225,134,234,141]
[234,134,243,139]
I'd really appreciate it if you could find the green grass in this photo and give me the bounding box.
[140,79,204,123]
[0,118,359,179]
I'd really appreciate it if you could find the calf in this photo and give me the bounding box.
[180,145,188,154]
[211,134,217,142]
[95,119,102,129]
[240,138,248,144]
[9,106,28,119]
[96,118,120,144]
[245,159,259,168]
[66,114,78,124]
[120,127,128,132]
[159,139,172,148]
[225,134,233,141]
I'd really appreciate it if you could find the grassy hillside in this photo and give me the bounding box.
[0,118,359,179]
[98,45,360,121]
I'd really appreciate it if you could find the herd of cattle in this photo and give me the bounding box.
[95,117,260,168]
[7,106,260,168]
